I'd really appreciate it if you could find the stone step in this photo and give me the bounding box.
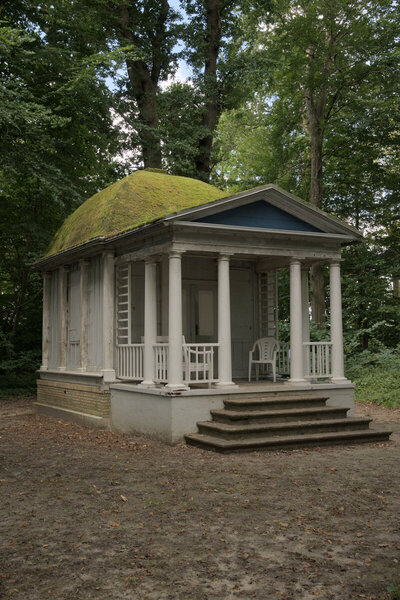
[185,428,392,453]
[211,405,349,424]
[223,394,329,411]
[197,417,372,440]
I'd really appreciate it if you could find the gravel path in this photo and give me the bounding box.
[0,397,399,600]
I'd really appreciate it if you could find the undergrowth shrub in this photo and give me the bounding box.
[346,347,400,408]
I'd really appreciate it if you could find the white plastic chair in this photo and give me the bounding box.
[248,337,279,382]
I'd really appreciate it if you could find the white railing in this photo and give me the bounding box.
[68,340,80,369]
[184,343,219,385]
[116,344,144,380]
[304,341,332,379]
[277,342,290,375]
[154,343,169,383]
[115,340,219,386]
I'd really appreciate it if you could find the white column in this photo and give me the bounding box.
[78,260,89,372]
[40,272,52,371]
[166,251,187,391]
[301,268,310,377]
[102,251,116,382]
[141,259,157,387]
[288,259,306,383]
[216,254,236,388]
[58,266,68,371]
[330,261,348,383]
[161,256,169,336]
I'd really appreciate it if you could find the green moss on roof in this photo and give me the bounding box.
[46,170,227,256]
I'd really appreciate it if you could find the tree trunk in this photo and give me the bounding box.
[393,277,400,298]
[311,263,325,324]
[305,51,326,324]
[126,61,162,169]
[195,0,222,182]
[309,123,323,210]
[118,2,165,169]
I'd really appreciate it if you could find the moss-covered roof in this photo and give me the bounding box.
[46,170,227,256]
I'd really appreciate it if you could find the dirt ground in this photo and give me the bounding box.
[0,397,399,600]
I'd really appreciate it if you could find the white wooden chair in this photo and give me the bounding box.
[143,336,213,386]
[248,337,279,382]
[182,336,213,387]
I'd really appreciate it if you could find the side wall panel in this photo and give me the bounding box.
[67,265,81,369]
[88,256,103,371]
[48,272,60,369]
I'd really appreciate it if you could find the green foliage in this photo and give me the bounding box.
[346,348,400,408]
[387,584,400,600]
[0,6,122,389]
[0,332,40,396]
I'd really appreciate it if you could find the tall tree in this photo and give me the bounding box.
[183,0,268,181]
[0,6,121,370]
[248,0,399,322]
[115,0,180,168]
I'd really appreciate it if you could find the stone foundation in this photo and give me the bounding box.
[109,381,355,444]
[36,379,110,418]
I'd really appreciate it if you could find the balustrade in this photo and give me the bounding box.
[304,341,332,379]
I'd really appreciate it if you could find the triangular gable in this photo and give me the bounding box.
[194,199,322,233]
[165,184,361,239]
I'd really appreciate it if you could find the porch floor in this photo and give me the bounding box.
[111,378,355,397]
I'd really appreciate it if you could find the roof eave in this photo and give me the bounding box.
[171,221,360,243]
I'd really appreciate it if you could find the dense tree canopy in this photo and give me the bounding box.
[0,0,399,392]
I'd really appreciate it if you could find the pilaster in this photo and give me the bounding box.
[40,272,52,371]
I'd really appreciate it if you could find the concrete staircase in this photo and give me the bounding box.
[184,393,392,453]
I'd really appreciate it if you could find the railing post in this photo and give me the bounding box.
[329,261,349,383]
[288,259,306,383]
[141,259,157,387]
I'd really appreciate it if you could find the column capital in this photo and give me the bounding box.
[144,256,158,265]
[43,271,52,280]
[79,258,90,267]
[169,250,183,259]
[58,264,70,273]
[218,252,234,261]
[329,259,343,267]
[290,257,302,266]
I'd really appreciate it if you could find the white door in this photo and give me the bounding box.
[183,282,217,343]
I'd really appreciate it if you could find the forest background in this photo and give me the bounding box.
[1,0,399,406]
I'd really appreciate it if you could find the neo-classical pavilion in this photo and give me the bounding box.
[34,170,390,448]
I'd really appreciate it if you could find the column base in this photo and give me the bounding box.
[165,383,189,392]
[330,377,351,384]
[39,366,48,371]
[58,366,66,372]
[140,380,157,389]
[215,381,238,389]
[286,378,307,385]
[76,367,87,373]
[102,369,116,383]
